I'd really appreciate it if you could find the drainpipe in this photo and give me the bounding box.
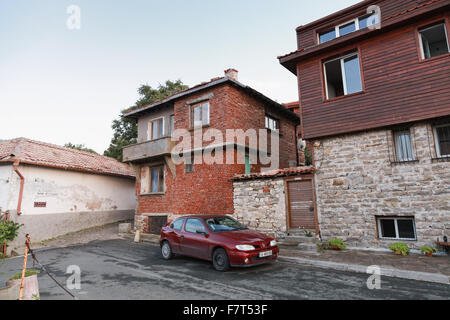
[13,161,24,215]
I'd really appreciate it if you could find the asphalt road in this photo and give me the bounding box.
[0,239,448,300]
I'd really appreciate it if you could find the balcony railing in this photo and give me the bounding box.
[122,137,175,162]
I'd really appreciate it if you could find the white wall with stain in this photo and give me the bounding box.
[0,165,13,211]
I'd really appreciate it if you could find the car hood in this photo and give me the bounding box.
[214,229,273,244]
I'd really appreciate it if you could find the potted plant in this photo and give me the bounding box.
[389,242,410,256]
[420,246,437,257]
[326,238,347,250]
[6,270,40,300]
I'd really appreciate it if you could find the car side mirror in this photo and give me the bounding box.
[196,229,207,236]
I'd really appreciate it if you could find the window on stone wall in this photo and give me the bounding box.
[377,217,416,240]
[433,123,450,158]
[393,129,415,162]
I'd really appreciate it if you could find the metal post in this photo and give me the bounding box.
[19,234,30,300]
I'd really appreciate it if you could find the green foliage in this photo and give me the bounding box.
[64,143,98,154]
[104,80,188,161]
[326,238,347,250]
[304,145,312,166]
[420,246,437,255]
[304,230,313,237]
[0,220,23,247]
[389,242,410,256]
[8,269,40,281]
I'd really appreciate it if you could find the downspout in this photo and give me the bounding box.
[13,160,24,215]
[295,124,300,167]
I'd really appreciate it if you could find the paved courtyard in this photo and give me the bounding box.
[0,239,448,300]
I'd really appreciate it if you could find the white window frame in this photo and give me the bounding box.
[265,114,279,131]
[323,52,362,99]
[377,217,417,241]
[418,22,450,60]
[433,123,450,158]
[191,101,210,128]
[148,116,165,141]
[318,13,379,44]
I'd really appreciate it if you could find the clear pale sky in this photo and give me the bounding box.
[0,0,360,154]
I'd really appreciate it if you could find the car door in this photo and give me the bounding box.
[181,218,209,259]
[168,218,185,253]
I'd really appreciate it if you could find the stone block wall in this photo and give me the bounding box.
[233,178,287,238]
[313,121,450,249]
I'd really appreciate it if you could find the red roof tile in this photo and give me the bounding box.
[233,166,315,181]
[0,138,135,178]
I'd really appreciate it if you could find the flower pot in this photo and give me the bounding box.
[6,274,39,300]
[331,245,341,250]
[394,250,403,255]
[425,252,433,257]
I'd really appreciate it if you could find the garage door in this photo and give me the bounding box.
[287,179,316,229]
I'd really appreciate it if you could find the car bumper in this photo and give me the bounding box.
[229,246,279,267]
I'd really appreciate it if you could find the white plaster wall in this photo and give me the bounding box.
[14,165,136,215]
[0,165,13,211]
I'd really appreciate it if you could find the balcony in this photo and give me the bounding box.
[122,137,175,163]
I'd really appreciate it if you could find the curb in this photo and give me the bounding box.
[278,256,450,285]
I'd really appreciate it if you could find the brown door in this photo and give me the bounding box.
[287,179,316,229]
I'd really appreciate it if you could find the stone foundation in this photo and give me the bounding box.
[313,121,450,250]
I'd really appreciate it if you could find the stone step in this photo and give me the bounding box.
[284,235,316,243]
[287,229,316,237]
[297,243,318,252]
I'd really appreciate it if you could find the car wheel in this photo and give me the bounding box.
[212,248,230,272]
[161,241,173,260]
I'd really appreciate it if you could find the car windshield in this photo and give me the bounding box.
[204,216,247,232]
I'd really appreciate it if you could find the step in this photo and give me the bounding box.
[297,243,319,252]
[284,235,316,243]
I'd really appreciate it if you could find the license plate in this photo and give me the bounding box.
[259,250,272,258]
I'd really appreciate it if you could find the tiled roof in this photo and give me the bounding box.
[385,0,441,21]
[0,138,135,178]
[233,166,315,181]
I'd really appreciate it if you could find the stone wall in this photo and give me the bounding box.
[313,121,450,249]
[233,178,287,238]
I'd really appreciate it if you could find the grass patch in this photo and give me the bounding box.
[8,269,40,281]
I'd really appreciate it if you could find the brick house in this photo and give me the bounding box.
[123,69,300,233]
[279,0,450,249]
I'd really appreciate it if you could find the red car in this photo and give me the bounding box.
[160,215,279,271]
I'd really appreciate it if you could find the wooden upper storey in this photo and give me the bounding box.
[279,0,450,139]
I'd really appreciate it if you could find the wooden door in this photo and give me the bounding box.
[287,179,316,229]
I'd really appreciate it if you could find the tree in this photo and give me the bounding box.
[64,143,98,154]
[104,80,188,161]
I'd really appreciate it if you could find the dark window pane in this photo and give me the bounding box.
[319,29,336,44]
[339,22,356,36]
[420,23,449,59]
[325,59,344,98]
[437,125,450,156]
[397,220,415,239]
[380,219,396,238]
[172,219,185,231]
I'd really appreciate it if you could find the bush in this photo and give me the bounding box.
[420,246,437,255]
[389,242,410,256]
[0,220,23,247]
[327,238,347,250]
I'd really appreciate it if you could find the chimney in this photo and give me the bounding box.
[224,68,238,81]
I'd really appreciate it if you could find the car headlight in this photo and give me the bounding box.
[235,245,255,251]
[270,240,278,247]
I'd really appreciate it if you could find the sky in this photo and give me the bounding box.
[0,0,360,154]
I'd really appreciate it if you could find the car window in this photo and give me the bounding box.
[184,219,206,234]
[171,218,185,231]
[205,216,246,232]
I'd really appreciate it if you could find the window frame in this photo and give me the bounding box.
[433,123,450,158]
[393,129,416,162]
[150,165,165,194]
[171,218,185,231]
[169,114,175,137]
[191,101,210,129]
[265,114,280,131]
[148,117,165,141]
[418,21,450,60]
[377,217,417,241]
[184,218,207,234]
[323,51,363,100]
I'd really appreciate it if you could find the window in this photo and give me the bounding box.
[185,163,194,173]
[377,217,416,240]
[245,155,251,174]
[419,23,449,59]
[434,124,450,158]
[318,13,379,44]
[265,115,279,131]
[169,115,175,137]
[205,216,246,232]
[171,218,185,231]
[148,118,164,140]
[185,219,207,234]
[151,165,164,193]
[393,129,415,162]
[191,102,210,128]
[324,52,363,99]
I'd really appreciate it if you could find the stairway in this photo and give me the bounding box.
[279,229,319,252]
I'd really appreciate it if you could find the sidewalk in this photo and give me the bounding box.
[279,246,449,285]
